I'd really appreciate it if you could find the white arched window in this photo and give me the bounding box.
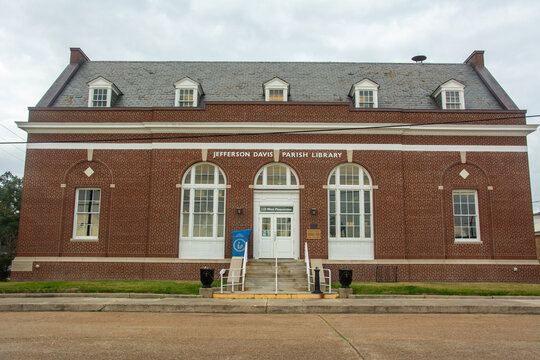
[254,163,299,189]
[327,164,374,260]
[180,163,226,259]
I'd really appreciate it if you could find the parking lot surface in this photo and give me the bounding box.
[1,313,538,359]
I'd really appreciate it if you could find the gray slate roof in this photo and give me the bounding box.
[47,61,505,109]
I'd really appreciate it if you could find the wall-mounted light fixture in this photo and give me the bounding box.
[311,207,317,216]
[237,206,243,215]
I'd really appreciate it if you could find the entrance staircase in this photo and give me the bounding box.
[244,259,308,292]
[213,255,338,299]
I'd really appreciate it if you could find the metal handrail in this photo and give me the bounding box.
[242,241,248,292]
[304,242,331,294]
[322,269,332,294]
[305,242,310,292]
[274,233,278,294]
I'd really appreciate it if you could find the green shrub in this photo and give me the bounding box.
[0,255,12,280]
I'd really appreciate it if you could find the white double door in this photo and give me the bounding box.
[253,190,299,259]
[259,214,293,258]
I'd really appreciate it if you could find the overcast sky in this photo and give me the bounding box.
[1,0,539,211]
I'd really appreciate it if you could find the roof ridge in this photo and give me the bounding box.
[87,60,469,66]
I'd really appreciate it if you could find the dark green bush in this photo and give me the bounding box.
[0,255,12,280]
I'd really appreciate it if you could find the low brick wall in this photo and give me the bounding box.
[324,263,540,283]
[11,259,540,283]
[11,261,227,282]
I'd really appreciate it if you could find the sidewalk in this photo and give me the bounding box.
[0,293,539,314]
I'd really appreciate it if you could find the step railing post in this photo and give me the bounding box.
[312,267,323,294]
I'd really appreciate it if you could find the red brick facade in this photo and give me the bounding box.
[11,102,539,283]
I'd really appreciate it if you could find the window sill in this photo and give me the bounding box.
[329,238,374,242]
[454,240,482,244]
[71,238,99,242]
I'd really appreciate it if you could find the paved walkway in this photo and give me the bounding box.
[0,294,539,314]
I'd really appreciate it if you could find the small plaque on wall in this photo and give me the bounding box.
[306,229,321,239]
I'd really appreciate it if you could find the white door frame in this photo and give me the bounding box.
[253,190,299,259]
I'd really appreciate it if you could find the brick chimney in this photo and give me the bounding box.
[70,47,90,64]
[464,50,484,67]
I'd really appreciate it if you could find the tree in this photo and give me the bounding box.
[0,171,22,279]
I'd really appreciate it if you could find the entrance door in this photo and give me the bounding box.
[259,214,294,258]
[253,190,299,259]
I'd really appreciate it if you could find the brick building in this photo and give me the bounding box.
[11,48,539,283]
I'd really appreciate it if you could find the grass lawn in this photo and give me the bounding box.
[333,281,540,296]
[0,280,539,296]
[0,280,222,295]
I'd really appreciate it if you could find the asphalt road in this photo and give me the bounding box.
[1,313,538,359]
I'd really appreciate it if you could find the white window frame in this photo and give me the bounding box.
[433,79,465,110]
[72,188,101,241]
[327,164,373,241]
[254,163,299,189]
[349,79,379,108]
[452,189,481,243]
[180,162,227,241]
[263,77,289,102]
[327,164,374,260]
[90,88,109,107]
[174,77,202,107]
[87,77,121,107]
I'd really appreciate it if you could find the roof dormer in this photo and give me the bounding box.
[263,77,289,102]
[433,79,465,110]
[87,77,121,107]
[174,77,203,107]
[349,79,379,108]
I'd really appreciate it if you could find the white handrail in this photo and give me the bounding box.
[274,233,278,294]
[305,242,310,292]
[323,269,332,294]
[242,241,248,292]
[305,242,331,293]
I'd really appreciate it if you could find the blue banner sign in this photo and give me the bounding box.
[232,229,252,257]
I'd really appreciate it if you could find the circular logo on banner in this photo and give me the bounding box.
[233,238,246,252]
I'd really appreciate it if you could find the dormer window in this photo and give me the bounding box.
[349,79,379,108]
[174,77,203,107]
[264,77,289,102]
[178,89,194,107]
[269,89,284,101]
[445,91,461,109]
[87,77,121,107]
[433,79,465,110]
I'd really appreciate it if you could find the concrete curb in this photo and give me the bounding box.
[1,293,538,300]
[0,293,201,299]
[350,295,540,300]
[0,296,538,314]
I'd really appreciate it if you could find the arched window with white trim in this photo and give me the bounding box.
[180,163,226,259]
[327,163,374,260]
[254,163,299,189]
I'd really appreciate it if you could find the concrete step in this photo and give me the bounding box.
[244,260,308,293]
[213,292,339,299]
[244,271,306,276]
[245,279,305,284]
